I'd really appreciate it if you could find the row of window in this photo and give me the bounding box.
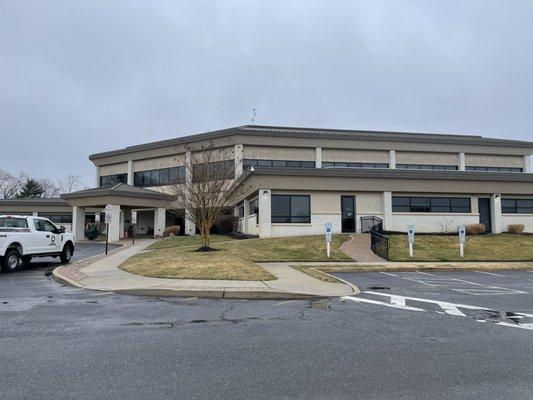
[38,214,73,224]
[322,162,389,169]
[466,166,523,173]
[243,159,315,168]
[134,166,185,187]
[100,173,127,186]
[392,197,472,213]
[193,160,235,181]
[502,199,533,214]
[396,164,458,171]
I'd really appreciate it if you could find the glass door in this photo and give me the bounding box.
[341,196,356,233]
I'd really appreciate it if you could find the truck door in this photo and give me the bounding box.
[32,219,61,253]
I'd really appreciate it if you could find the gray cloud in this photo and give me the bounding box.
[1,0,532,185]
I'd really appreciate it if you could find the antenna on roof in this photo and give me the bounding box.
[251,108,257,125]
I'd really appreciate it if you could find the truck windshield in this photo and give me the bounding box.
[0,217,29,229]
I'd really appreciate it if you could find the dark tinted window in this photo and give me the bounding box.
[466,166,523,173]
[502,198,533,214]
[397,164,458,171]
[322,162,388,169]
[0,217,28,228]
[271,195,310,223]
[100,173,127,186]
[244,159,315,169]
[134,166,185,187]
[392,197,471,213]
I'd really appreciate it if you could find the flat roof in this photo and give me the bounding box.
[0,197,68,206]
[89,125,533,160]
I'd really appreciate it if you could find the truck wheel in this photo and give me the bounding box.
[22,256,32,267]
[1,249,21,272]
[60,244,73,264]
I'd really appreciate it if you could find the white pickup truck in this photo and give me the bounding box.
[0,215,75,272]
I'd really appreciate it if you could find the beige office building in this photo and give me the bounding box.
[2,125,533,241]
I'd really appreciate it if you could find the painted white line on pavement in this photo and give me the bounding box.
[91,291,114,296]
[275,300,297,306]
[474,271,505,277]
[342,296,424,312]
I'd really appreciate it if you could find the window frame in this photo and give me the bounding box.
[502,198,533,214]
[271,195,311,224]
[392,196,472,213]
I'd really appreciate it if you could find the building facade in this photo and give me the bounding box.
[86,125,533,238]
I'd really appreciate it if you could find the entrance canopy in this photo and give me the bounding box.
[61,183,173,242]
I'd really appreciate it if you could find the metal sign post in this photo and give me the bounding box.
[324,223,333,258]
[407,224,415,258]
[131,211,137,245]
[104,204,112,255]
[458,224,466,258]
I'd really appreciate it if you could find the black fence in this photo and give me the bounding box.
[360,216,390,260]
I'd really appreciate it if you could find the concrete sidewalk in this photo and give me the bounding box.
[53,239,357,299]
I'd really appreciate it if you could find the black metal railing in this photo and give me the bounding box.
[361,216,390,260]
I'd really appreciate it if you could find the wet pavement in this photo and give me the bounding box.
[0,267,532,399]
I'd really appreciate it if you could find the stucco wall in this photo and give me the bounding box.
[133,155,183,172]
[99,162,128,176]
[322,149,388,163]
[244,145,315,161]
[390,213,479,233]
[465,154,524,167]
[502,215,533,233]
[396,151,458,165]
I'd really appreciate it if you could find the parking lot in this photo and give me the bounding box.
[0,265,532,399]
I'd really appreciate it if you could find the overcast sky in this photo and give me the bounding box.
[1,0,532,186]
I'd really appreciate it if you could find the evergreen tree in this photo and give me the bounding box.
[16,178,44,198]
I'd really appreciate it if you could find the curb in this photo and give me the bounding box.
[314,264,533,273]
[308,267,361,295]
[113,288,322,300]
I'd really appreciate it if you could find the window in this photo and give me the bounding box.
[33,219,57,232]
[0,217,28,229]
[134,166,185,187]
[249,198,259,215]
[193,160,235,181]
[466,166,523,173]
[271,195,310,223]
[243,159,315,169]
[392,197,471,213]
[100,173,127,187]
[502,198,533,214]
[322,162,389,169]
[38,214,73,224]
[237,206,244,219]
[396,164,458,171]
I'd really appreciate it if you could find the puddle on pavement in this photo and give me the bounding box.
[366,286,391,290]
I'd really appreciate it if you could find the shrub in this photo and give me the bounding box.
[507,224,525,234]
[164,225,180,237]
[466,223,486,235]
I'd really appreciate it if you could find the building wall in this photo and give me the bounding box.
[396,151,458,165]
[322,149,388,163]
[99,162,128,176]
[502,215,533,233]
[465,154,524,167]
[390,214,479,233]
[133,155,183,172]
[244,145,315,161]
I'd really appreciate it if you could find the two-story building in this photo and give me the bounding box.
[3,124,533,242]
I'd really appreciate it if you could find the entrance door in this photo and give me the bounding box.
[341,196,356,233]
[478,198,492,233]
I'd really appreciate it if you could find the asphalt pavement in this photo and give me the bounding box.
[0,266,532,399]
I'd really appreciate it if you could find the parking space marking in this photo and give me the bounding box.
[474,271,505,277]
[378,271,526,295]
[342,292,533,331]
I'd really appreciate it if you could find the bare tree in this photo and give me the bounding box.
[168,143,242,250]
[38,178,61,198]
[0,169,27,199]
[59,174,85,193]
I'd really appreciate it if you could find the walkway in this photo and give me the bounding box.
[340,233,386,262]
[53,239,356,299]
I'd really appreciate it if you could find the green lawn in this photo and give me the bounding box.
[120,234,352,281]
[389,234,533,262]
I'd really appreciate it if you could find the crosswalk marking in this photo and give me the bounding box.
[341,292,533,331]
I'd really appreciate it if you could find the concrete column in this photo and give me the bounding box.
[184,150,196,235]
[72,206,86,242]
[388,150,396,169]
[491,194,503,234]
[524,155,532,173]
[243,198,250,234]
[127,160,134,185]
[258,189,272,238]
[119,209,125,239]
[32,211,38,217]
[234,144,244,178]
[154,208,166,238]
[315,147,322,168]
[107,204,121,242]
[459,153,466,171]
[382,191,392,231]
[95,166,100,187]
